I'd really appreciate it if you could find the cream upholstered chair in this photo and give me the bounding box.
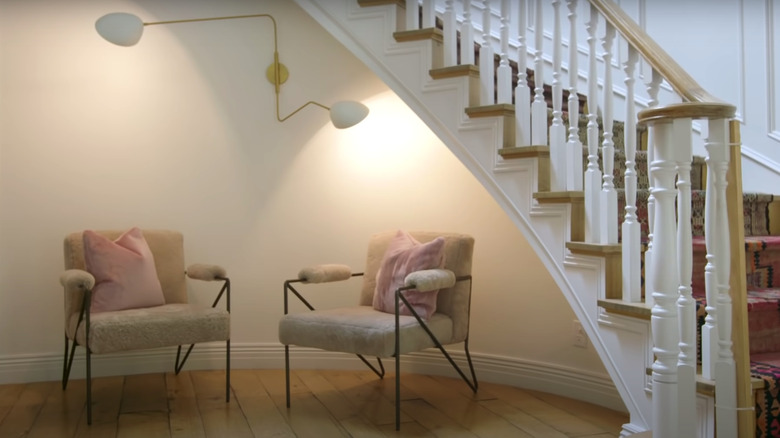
[60,229,230,425]
[279,230,477,430]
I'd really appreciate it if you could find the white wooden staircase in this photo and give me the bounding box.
[293,1,755,436]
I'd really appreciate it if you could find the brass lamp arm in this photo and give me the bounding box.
[278,101,330,123]
[146,14,302,122]
[144,14,278,54]
[95,12,368,128]
[146,14,296,119]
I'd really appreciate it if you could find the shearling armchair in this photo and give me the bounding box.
[60,228,230,425]
[279,230,477,430]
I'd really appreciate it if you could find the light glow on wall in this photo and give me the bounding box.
[332,90,441,178]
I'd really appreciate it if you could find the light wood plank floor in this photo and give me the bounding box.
[0,369,628,437]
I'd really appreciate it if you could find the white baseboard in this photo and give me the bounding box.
[0,342,625,412]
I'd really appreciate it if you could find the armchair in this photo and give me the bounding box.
[279,230,477,430]
[60,228,230,424]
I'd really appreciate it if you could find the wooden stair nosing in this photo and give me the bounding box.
[465,103,515,118]
[498,145,549,159]
[393,27,443,43]
[357,0,405,7]
[430,64,479,80]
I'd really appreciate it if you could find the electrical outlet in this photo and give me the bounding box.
[572,320,588,348]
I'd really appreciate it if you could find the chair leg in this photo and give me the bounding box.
[463,338,478,393]
[225,339,231,403]
[395,352,401,431]
[86,348,92,425]
[356,354,384,378]
[284,345,291,408]
[174,344,196,375]
[62,336,78,390]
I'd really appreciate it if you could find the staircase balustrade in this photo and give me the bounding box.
[400,3,741,435]
[304,0,749,436]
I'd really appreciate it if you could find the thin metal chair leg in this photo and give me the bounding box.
[86,348,92,425]
[226,339,231,402]
[174,344,195,374]
[284,345,291,408]
[464,338,478,392]
[395,294,401,431]
[356,354,385,378]
[395,354,401,431]
[62,336,78,390]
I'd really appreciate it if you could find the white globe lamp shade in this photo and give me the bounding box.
[329,101,369,129]
[95,13,144,47]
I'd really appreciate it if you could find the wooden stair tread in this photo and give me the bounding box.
[393,27,443,43]
[465,104,515,117]
[597,298,651,319]
[430,64,479,80]
[533,191,584,202]
[498,146,549,159]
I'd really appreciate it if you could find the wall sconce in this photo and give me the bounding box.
[95,12,369,129]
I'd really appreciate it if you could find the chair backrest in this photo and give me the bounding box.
[63,230,189,318]
[359,230,475,343]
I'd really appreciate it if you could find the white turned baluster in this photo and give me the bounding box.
[643,67,662,308]
[566,0,582,192]
[673,118,696,438]
[515,0,531,145]
[584,5,601,243]
[549,0,566,191]
[708,118,738,437]
[460,0,475,65]
[702,131,718,380]
[497,0,512,103]
[421,0,434,28]
[600,23,617,244]
[531,0,547,145]
[479,0,495,105]
[406,0,419,30]
[649,120,680,438]
[621,43,640,302]
[443,1,457,67]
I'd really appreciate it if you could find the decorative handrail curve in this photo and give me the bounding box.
[589,0,727,105]
[638,102,735,124]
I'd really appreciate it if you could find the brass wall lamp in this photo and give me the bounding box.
[95,12,369,129]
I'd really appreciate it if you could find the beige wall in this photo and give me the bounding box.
[0,0,607,386]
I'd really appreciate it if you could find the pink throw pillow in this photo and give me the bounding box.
[83,227,165,313]
[372,230,445,320]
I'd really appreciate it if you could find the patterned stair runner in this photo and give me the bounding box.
[691,235,780,437]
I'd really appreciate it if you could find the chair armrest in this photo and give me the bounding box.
[404,269,456,292]
[298,264,352,283]
[186,264,227,281]
[60,269,95,291]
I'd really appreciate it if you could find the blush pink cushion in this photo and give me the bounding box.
[372,230,445,320]
[83,227,165,313]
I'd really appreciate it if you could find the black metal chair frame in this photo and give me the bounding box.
[282,273,478,430]
[62,277,231,425]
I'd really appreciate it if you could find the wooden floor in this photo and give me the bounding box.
[0,369,628,437]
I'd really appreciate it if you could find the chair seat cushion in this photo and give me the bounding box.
[69,304,230,354]
[278,305,453,358]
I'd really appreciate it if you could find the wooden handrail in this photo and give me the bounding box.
[589,0,727,104]
[638,102,735,124]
